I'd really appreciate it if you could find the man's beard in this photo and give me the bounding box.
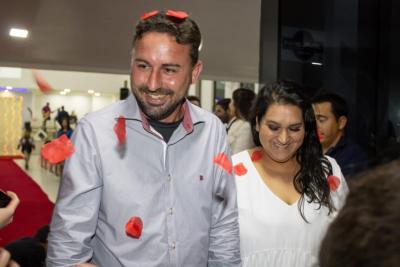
[133,86,186,121]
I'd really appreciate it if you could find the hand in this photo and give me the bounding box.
[0,248,20,267]
[0,192,20,229]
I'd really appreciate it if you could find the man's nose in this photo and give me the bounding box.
[147,70,161,91]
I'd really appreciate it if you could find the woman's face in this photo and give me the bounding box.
[257,103,305,164]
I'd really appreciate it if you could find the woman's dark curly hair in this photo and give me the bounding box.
[251,81,335,221]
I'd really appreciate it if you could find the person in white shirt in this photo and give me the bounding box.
[227,88,256,154]
[232,81,348,267]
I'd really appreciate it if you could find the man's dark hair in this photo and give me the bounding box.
[250,81,334,221]
[232,88,255,121]
[133,11,201,66]
[319,159,400,267]
[311,91,348,120]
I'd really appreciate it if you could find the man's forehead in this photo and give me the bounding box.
[313,101,334,115]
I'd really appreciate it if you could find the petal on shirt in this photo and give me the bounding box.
[233,163,248,176]
[213,152,232,174]
[125,216,143,239]
[327,175,340,192]
[114,116,126,144]
[250,150,263,162]
[40,135,75,164]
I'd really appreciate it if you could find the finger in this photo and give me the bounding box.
[0,248,11,267]
[5,192,19,211]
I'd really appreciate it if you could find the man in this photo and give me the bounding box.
[41,102,52,131]
[312,92,368,178]
[186,95,201,107]
[47,10,240,267]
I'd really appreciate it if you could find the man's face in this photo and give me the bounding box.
[312,102,345,151]
[214,104,230,124]
[131,32,202,123]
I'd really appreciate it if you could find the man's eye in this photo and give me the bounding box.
[164,68,177,74]
[137,64,149,69]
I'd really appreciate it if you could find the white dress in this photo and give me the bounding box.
[232,150,348,267]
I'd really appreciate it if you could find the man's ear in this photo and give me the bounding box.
[338,116,348,130]
[191,60,203,84]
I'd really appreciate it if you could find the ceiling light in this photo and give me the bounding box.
[5,86,12,90]
[311,62,323,66]
[94,92,101,96]
[64,88,71,93]
[9,28,29,38]
[60,91,67,95]
[88,89,95,94]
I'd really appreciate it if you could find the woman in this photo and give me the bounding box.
[232,81,348,267]
[227,88,256,154]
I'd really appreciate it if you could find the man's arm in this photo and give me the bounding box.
[47,119,103,267]
[208,136,241,266]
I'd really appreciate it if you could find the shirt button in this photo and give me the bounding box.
[167,175,172,182]
[168,207,173,215]
[171,242,176,249]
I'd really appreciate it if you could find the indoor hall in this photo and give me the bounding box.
[1,0,400,266]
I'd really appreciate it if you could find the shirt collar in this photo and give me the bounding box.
[122,94,201,133]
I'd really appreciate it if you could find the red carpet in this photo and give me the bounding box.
[0,159,54,246]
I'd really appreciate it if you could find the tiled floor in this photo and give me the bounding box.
[14,150,60,203]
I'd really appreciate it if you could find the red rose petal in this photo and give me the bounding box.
[327,175,340,192]
[213,152,232,174]
[41,135,75,164]
[251,150,263,162]
[233,163,248,176]
[32,70,52,93]
[140,10,158,20]
[114,116,126,144]
[166,10,189,19]
[125,216,143,239]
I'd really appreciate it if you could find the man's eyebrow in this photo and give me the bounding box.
[316,114,328,119]
[162,63,181,68]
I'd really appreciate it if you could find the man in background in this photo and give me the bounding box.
[312,92,368,179]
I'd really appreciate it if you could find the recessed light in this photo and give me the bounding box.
[64,88,71,93]
[5,86,12,90]
[88,89,95,94]
[9,28,29,38]
[94,92,101,96]
[60,91,67,95]
[311,62,323,66]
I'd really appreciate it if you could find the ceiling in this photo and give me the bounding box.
[0,0,261,83]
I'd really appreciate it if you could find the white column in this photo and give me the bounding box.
[224,81,241,98]
[200,80,214,112]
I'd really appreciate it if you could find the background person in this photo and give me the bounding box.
[227,88,256,154]
[319,159,400,267]
[213,98,231,125]
[312,92,368,179]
